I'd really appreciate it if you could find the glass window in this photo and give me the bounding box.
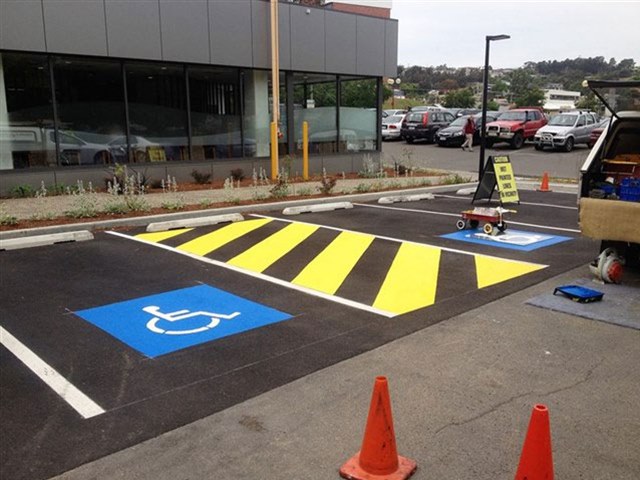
[125,63,188,163]
[293,73,337,155]
[189,67,243,159]
[53,57,126,166]
[0,53,55,169]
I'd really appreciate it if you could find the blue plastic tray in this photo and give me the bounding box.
[553,285,604,303]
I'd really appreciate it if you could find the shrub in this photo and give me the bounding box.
[10,184,35,198]
[319,171,337,195]
[230,168,245,182]
[270,177,290,198]
[191,169,211,185]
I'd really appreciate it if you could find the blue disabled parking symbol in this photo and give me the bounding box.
[76,285,293,358]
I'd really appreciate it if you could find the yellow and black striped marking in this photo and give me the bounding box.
[134,218,546,317]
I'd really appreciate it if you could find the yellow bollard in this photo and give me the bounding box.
[270,121,279,180]
[303,121,309,180]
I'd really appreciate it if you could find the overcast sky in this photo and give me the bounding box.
[391,0,640,69]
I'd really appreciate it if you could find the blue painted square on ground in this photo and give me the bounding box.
[441,229,572,251]
[76,285,293,358]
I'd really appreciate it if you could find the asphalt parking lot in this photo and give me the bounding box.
[0,188,603,480]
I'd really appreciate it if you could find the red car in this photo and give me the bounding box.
[485,107,547,149]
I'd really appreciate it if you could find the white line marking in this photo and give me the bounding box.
[106,231,396,318]
[251,214,548,267]
[351,203,581,234]
[0,326,105,419]
[435,194,578,210]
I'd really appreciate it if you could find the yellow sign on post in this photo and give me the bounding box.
[492,155,519,203]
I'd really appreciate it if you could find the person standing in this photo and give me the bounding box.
[461,115,476,152]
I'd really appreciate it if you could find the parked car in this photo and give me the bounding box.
[401,110,456,143]
[436,112,499,147]
[589,117,610,146]
[455,108,481,117]
[579,80,640,267]
[383,109,407,117]
[108,135,161,163]
[409,105,444,112]
[485,108,548,149]
[534,111,600,152]
[381,114,406,141]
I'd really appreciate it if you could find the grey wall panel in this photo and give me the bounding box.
[105,0,162,60]
[384,20,398,78]
[325,10,356,75]
[278,3,291,70]
[209,0,253,67]
[0,1,46,52]
[42,0,107,56]
[355,16,385,76]
[250,0,269,69]
[290,6,325,73]
[160,0,209,64]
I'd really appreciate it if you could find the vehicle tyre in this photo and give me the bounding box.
[587,141,594,149]
[456,219,466,230]
[469,219,479,229]
[405,137,414,144]
[483,223,493,235]
[510,132,524,149]
[485,139,494,148]
[564,137,574,152]
[534,144,544,151]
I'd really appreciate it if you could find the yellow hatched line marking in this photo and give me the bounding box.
[373,243,441,315]
[176,218,272,256]
[475,255,546,289]
[292,231,375,295]
[227,222,319,273]
[136,228,193,243]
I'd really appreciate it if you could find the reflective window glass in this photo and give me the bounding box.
[125,63,188,163]
[53,57,125,166]
[189,67,242,159]
[293,73,337,155]
[0,53,54,169]
[339,77,377,152]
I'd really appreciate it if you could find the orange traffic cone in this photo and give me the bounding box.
[514,404,554,480]
[538,172,552,192]
[340,376,417,480]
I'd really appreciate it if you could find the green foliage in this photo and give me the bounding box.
[0,204,18,225]
[443,88,476,108]
[10,184,35,198]
[354,183,372,193]
[341,79,378,107]
[487,100,500,111]
[191,169,212,185]
[442,174,472,185]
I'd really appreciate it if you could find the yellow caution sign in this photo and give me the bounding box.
[493,155,519,204]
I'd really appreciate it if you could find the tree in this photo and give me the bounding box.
[509,69,545,107]
[487,100,500,111]
[443,88,476,108]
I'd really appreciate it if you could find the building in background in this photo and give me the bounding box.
[325,0,392,18]
[0,0,397,194]
[543,89,581,113]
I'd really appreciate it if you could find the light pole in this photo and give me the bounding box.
[479,34,510,179]
[387,78,401,109]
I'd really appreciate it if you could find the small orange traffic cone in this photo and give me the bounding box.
[514,404,554,480]
[340,376,417,480]
[537,172,552,192]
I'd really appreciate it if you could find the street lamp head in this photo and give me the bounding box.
[487,34,510,41]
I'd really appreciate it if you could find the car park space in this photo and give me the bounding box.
[0,189,598,480]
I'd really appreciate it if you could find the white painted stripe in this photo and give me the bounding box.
[106,231,396,318]
[435,194,578,210]
[352,203,581,234]
[0,326,105,419]
[251,214,548,267]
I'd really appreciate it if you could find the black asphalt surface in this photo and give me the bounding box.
[0,190,598,480]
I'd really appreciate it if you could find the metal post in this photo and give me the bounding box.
[270,0,280,179]
[302,121,309,180]
[479,37,490,180]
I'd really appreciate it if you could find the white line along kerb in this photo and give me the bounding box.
[0,326,105,418]
[146,213,244,232]
[282,202,353,215]
[0,230,94,251]
[378,193,434,204]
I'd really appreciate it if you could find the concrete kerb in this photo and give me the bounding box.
[0,183,477,240]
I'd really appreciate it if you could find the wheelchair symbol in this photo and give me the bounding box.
[143,305,240,335]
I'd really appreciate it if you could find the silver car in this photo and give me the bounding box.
[534,111,599,152]
[381,114,406,140]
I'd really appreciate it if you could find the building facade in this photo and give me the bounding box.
[0,0,398,194]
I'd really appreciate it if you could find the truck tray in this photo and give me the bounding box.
[553,285,604,303]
